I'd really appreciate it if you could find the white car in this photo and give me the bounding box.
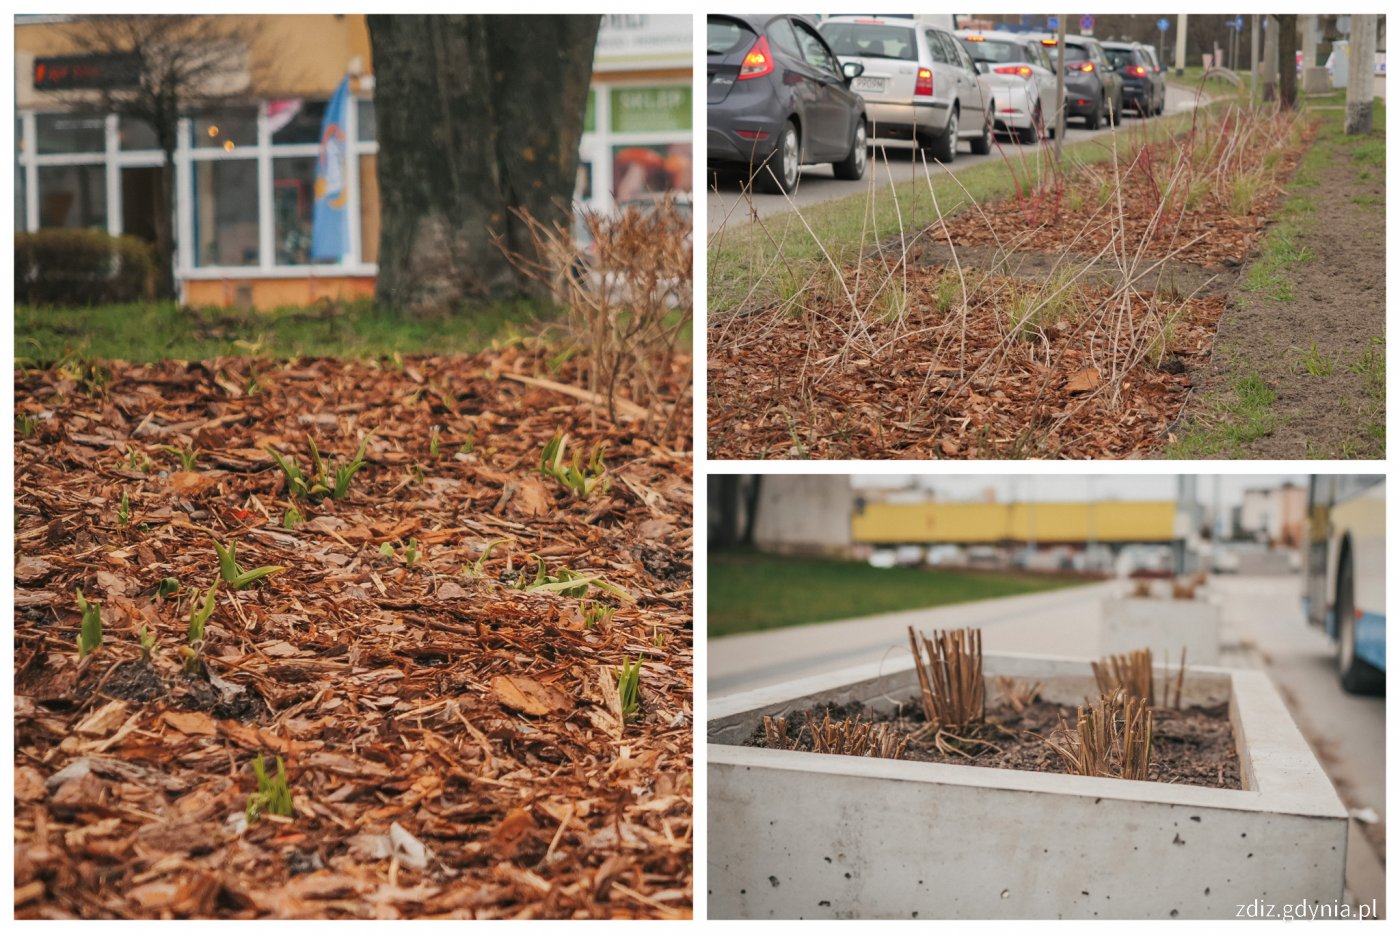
[820,15,992,163]
[956,29,1060,144]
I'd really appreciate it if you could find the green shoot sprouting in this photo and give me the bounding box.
[404,539,419,567]
[160,444,201,470]
[466,538,513,578]
[283,508,303,529]
[267,430,375,501]
[16,412,38,437]
[187,580,219,644]
[157,577,181,598]
[117,491,131,526]
[652,625,667,648]
[245,754,294,822]
[213,540,284,590]
[538,434,610,499]
[75,588,103,658]
[138,624,158,663]
[429,427,441,458]
[616,656,643,723]
[523,556,594,598]
[582,601,614,630]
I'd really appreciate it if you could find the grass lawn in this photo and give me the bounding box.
[15,298,558,364]
[709,550,1090,637]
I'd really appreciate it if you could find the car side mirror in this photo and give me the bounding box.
[842,61,865,81]
[975,61,989,74]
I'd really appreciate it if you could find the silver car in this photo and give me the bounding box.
[956,29,1061,144]
[820,15,991,163]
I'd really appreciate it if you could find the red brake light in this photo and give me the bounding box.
[1128,65,1147,77]
[994,66,1034,78]
[740,36,774,80]
[914,67,934,97]
[1077,62,1095,73]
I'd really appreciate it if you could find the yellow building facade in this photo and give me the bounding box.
[852,500,1179,545]
[14,14,691,309]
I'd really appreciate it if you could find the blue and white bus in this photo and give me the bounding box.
[1303,475,1385,694]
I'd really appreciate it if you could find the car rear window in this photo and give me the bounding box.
[1104,48,1136,69]
[821,22,918,61]
[961,39,1026,64]
[708,17,754,55]
[1060,43,1089,62]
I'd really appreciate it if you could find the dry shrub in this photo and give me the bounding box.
[995,675,1043,714]
[1045,691,1153,781]
[1092,648,1155,707]
[762,712,908,759]
[907,627,984,730]
[505,199,692,432]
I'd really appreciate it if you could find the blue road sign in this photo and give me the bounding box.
[1047,15,1058,30]
[1157,18,1170,33]
[1080,14,1094,31]
[1232,15,1244,31]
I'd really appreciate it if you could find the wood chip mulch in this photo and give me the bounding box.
[14,348,693,919]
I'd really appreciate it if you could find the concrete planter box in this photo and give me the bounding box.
[1101,595,1222,664]
[709,652,1346,920]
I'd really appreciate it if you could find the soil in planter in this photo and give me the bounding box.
[750,697,1241,790]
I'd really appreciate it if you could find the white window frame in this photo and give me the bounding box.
[583,78,693,215]
[15,97,380,283]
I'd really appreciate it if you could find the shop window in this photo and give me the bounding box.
[612,143,692,202]
[356,98,376,143]
[119,116,160,151]
[35,113,105,155]
[609,85,691,132]
[359,153,379,264]
[273,156,334,265]
[193,108,256,151]
[192,160,258,267]
[271,100,328,146]
[37,164,106,229]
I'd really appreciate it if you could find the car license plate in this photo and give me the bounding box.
[853,77,886,92]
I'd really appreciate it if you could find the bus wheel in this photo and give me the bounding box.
[1337,550,1385,695]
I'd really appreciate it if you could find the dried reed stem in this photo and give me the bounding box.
[1045,690,1153,781]
[907,626,984,730]
[1091,648,1155,707]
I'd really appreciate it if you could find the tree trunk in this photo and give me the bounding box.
[1261,15,1279,102]
[1345,16,1377,135]
[156,150,176,301]
[368,15,599,314]
[713,476,741,549]
[741,476,763,547]
[1276,14,1298,110]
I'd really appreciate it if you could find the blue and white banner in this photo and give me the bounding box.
[311,76,350,261]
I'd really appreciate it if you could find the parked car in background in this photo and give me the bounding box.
[820,14,992,163]
[1102,41,1166,116]
[956,29,1060,143]
[707,13,869,194]
[1037,33,1124,130]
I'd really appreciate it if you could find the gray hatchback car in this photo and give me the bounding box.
[820,15,992,163]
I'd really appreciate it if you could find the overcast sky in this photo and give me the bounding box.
[851,474,1310,510]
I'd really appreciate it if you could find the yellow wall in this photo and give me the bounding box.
[852,501,1178,544]
[185,275,375,311]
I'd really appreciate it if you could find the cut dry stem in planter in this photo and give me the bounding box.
[1045,690,1154,781]
[1092,648,1155,707]
[907,626,984,730]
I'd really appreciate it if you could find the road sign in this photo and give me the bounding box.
[1158,18,1170,33]
[1080,15,1094,32]
[1047,16,1058,30]
[1232,15,1244,31]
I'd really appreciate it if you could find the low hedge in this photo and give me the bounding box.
[15,229,156,306]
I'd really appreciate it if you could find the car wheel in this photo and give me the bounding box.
[1336,549,1385,694]
[969,111,993,155]
[832,118,867,180]
[1084,100,1101,131]
[754,120,800,195]
[1018,104,1040,145]
[929,107,958,163]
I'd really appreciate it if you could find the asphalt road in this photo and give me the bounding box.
[709,572,1385,914]
[707,83,1210,233]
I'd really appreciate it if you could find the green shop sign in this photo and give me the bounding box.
[610,85,691,133]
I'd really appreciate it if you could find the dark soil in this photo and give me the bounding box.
[750,697,1242,790]
[1178,135,1386,458]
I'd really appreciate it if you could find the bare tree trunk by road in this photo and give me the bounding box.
[1276,14,1298,110]
[1053,15,1066,162]
[1345,15,1378,135]
[1261,15,1279,102]
[368,15,599,314]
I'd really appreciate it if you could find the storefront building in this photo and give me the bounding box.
[14,14,691,309]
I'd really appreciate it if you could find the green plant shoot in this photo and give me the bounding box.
[245,754,294,822]
[616,656,643,723]
[75,588,103,658]
[188,579,219,644]
[213,540,284,589]
[138,624,158,662]
[538,434,609,499]
[117,491,130,526]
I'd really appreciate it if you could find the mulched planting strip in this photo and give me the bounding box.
[748,698,1242,790]
[14,349,693,919]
